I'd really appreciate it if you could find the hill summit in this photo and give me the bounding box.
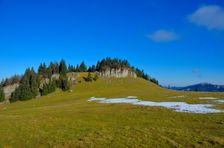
[0,57,158,103]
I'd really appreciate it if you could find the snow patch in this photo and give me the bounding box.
[127,96,138,99]
[168,95,185,98]
[88,97,106,102]
[88,97,224,114]
[199,97,219,100]
[215,100,224,103]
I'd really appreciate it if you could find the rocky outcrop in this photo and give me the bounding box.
[100,68,136,78]
[3,83,19,98]
[51,73,78,82]
[51,74,60,80]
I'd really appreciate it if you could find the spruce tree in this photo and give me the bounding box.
[68,64,75,72]
[91,65,96,72]
[0,87,5,102]
[42,83,49,96]
[87,67,92,72]
[19,84,33,101]
[59,59,67,77]
[38,63,47,77]
[79,61,87,72]
[11,68,39,102]
[38,63,44,75]
[49,62,59,74]
[96,61,100,71]
[30,68,39,97]
[59,59,70,91]
[61,79,70,91]
[10,87,20,102]
[75,64,80,72]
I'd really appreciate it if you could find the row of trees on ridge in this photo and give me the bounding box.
[0,58,159,103]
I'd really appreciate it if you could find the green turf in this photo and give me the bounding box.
[0,75,224,147]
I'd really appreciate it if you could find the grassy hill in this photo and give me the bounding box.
[0,74,224,147]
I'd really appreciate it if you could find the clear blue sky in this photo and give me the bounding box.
[0,0,224,86]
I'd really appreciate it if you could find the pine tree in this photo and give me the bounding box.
[10,87,20,102]
[68,64,75,72]
[87,67,92,72]
[0,87,5,102]
[58,59,71,91]
[91,65,96,72]
[79,61,87,72]
[49,62,59,74]
[88,65,96,72]
[75,64,80,72]
[17,84,33,101]
[96,61,100,71]
[30,68,39,97]
[38,63,47,78]
[40,80,56,96]
[46,67,52,78]
[38,63,44,75]
[49,80,57,93]
[61,78,70,91]
[59,59,67,77]
[41,83,49,96]
[10,68,39,102]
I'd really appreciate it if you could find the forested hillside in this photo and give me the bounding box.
[0,58,158,103]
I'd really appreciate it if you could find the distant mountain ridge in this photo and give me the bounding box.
[169,83,224,92]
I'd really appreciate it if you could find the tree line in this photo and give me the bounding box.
[94,58,159,85]
[0,75,21,87]
[0,58,159,103]
[10,59,71,102]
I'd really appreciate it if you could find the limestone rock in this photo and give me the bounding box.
[3,83,19,98]
[100,68,136,78]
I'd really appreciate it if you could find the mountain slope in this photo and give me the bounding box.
[0,75,224,147]
[171,83,224,92]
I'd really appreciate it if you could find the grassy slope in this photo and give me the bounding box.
[0,75,224,147]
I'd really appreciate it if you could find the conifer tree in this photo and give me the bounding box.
[10,68,39,102]
[68,64,75,72]
[61,79,70,91]
[38,63,44,75]
[58,59,70,91]
[75,64,80,72]
[96,61,100,71]
[91,65,96,72]
[59,59,67,77]
[42,83,49,96]
[30,68,39,97]
[38,63,47,78]
[79,61,87,72]
[0,87,5,102]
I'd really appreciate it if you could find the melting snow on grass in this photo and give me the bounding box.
[168,95,185,98]
[198,97,224,104]
[215,100,224,103]
[88,97,224,114]
[199,97,219,100]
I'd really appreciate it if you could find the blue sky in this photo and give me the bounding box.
[0,0,224,86]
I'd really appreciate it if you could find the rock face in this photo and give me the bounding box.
[67,72,79,84]
[3,83,19,98]
[100,68,136,78]
[51,74,60,80]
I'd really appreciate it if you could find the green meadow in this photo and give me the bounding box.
[0,75,224,147]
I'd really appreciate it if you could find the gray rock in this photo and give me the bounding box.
[100,68,136,78]
[3,83,19,98]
